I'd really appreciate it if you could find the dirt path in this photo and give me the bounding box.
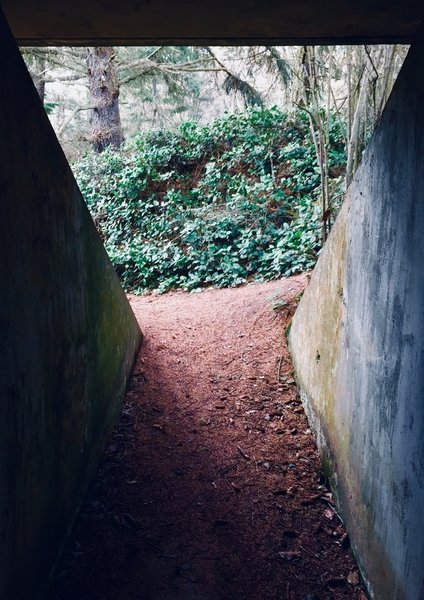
[47,276,365,600]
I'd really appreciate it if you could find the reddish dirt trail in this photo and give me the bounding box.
[47,276,366,600]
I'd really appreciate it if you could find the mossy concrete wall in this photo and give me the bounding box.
[0,11,142,599]
[289,39,424,599]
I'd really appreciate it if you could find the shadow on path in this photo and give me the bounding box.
[47,276,364,600]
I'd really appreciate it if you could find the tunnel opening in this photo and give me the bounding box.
[21,43,406,600]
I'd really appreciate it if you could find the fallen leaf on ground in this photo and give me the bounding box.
[347,569,360,586]
[278,551,301,561]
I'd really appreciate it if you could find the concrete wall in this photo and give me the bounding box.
[289,40,424,599]
[3,0,423,45]
[0,11,142,599]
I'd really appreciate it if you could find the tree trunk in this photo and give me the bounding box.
[86,47,123,153]
[301,47,330,243]
[22,50,46,103]
[345,67,368,186]
[32,53,46,103]
[346,46,352,143]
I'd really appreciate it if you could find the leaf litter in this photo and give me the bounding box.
[46,275,368,600]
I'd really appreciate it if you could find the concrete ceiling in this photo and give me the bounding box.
[2,0,423,46]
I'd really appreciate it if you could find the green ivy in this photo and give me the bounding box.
[73,106,346,293]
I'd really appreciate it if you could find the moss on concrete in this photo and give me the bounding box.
[0,11,142,599]
[289,39,424,600]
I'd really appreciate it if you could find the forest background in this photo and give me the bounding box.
[22,45,408,293]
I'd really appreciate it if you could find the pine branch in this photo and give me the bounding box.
[222,73,263,107]
[265,46,291,85]
[204,47,263,108]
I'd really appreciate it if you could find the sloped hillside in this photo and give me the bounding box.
[74,107,345,293]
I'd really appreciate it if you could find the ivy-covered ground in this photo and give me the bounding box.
[74,107,346,293]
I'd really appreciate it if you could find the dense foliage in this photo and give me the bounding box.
[74,107,346,293]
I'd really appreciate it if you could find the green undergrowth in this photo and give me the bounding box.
[74,106,346,293]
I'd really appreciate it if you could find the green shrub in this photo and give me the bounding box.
[73,106,346,293]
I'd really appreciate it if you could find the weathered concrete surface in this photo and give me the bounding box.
[2,0,423,45]
[289,40,424,599]
[0,10,142,600]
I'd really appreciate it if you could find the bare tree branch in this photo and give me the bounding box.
[58,105,94,137]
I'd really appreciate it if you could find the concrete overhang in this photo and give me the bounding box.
[2,0,424,46]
